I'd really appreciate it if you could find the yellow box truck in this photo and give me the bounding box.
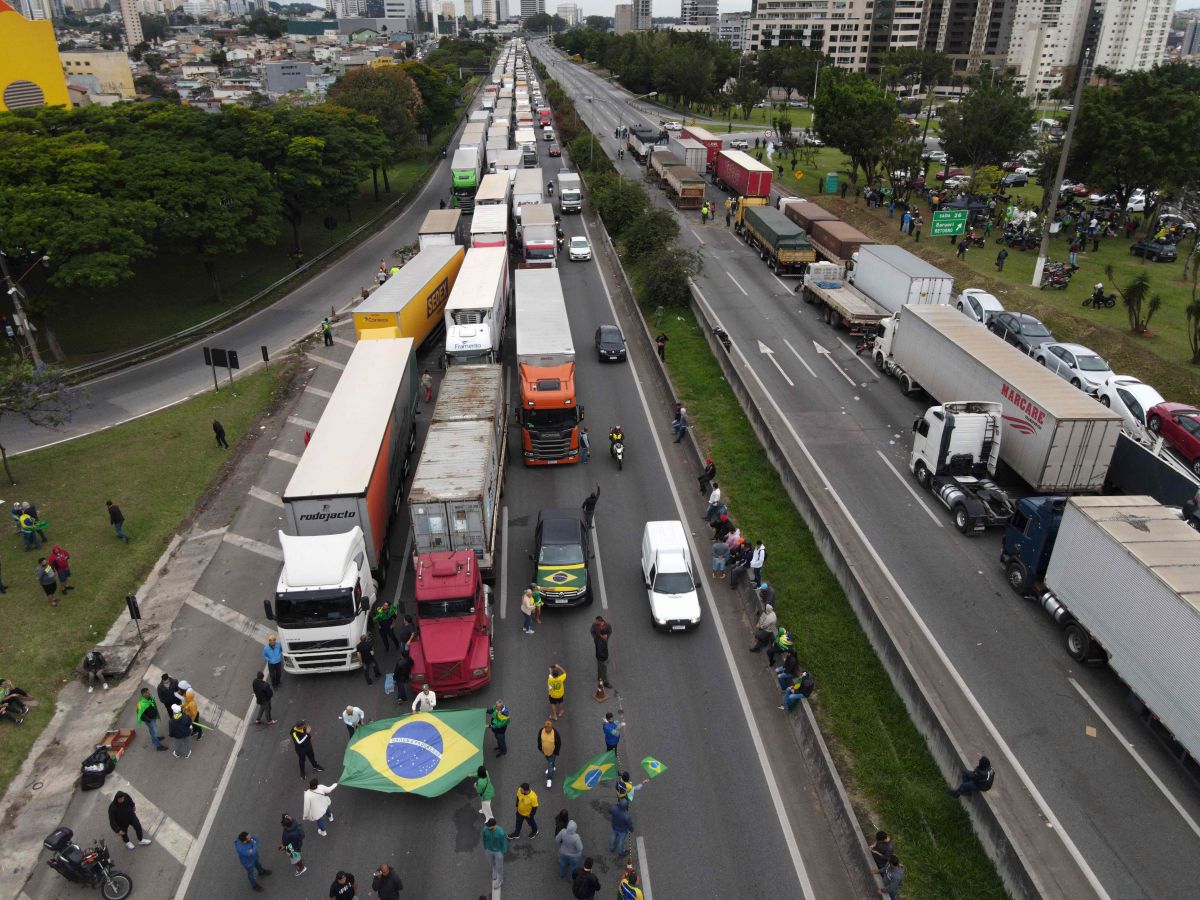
[354,245,466,346]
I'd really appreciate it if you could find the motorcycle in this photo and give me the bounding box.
[610,438,624,470]
[1081,290,1117,309]
[44,828,132,900]
[547,182,554,196]
[855,333,877,355]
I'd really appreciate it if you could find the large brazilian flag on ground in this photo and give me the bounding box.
[341,709,486,796]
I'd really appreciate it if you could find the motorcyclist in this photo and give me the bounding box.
[556,227,564,250]
[1091,283,1105,305]
[547,181,554,196]
[441,147,447,159]
[608,425,623,456]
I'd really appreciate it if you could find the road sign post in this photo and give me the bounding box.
[930,209,969,237]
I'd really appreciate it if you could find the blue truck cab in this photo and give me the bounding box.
[999,495,1066,596]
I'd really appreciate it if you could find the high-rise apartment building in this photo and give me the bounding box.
[519,0,542,21]
[1007,0,1093,95]
[1091,0,1173,72]
[919,0,1014,73]
[710,10,747,49]
[614,2,632,33]
[681,0,717,25]
[463,0,473,18]
[16,0,50,19]
[633,0,650,29]
[119,0,144,46]
[1183,18,1200,57]
[440,0,455,18]
[555,1,578,24]
[744,0,923,71]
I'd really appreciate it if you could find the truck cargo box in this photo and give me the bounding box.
[650,151,683,183]
[419,209,463,251]
[354,246,465,347]
[664,166,706,209]
[669,138,707,174]
[714,150,772,199]
[742,206,812,253]
[810,219,875,264]
[852,244,953,314]
[780,198,839,233]
[680,125,722,169]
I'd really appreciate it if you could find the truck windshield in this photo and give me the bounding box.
[448,350,493,365]
[526,408,578,429]
[526,246,555,260]
[654,572,695,594]
[274,589,356,627]
[420,597,476,618]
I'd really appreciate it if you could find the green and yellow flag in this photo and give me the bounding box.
[563,750,618,799]
[340,709,485,796]
[641,756,667,779]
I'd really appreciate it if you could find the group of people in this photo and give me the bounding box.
[133,672,206,757]
[0,678,30,725]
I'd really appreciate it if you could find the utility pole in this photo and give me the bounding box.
[0,252,46,370]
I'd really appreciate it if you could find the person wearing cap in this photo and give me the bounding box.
[412,684,437,713]
[757,582,777,609]
[168,704,193,758]
[766,626,794,667]
[329,869,356,899]
[303,778,338,835]
[697,457,716,495]
[481,817,509,886]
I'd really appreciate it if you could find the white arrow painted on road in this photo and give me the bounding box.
[812,340,857,386]
[758,340,794,387]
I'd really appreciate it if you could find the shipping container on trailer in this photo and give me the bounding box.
[664,166,706,209]
[680,125,722,169]
[669,137,707,174]
[738,205,816,275]
[810,219,875,265]
[779,198,839,233]
[851,244,953,314]
[713,150,772,198]
[354,246,465,347]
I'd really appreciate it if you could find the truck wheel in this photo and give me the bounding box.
[874,351,885,372]
[1005,559,1030,595]
[913,462,930,490]
[953,505,971,534]
[1063,623,1095,663]
[899,373,916,395]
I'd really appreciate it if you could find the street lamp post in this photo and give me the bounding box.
[0,252,47,369]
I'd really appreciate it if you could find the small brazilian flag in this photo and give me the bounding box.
[641,756,667,779]
[563,750,618,799]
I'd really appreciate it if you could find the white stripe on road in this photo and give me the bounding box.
[268,449,300,465]
[726,271,749,296]
[499,506,509,620]
[772,273,793,293]
[873,451,944,528]
[836,336,880,376]
[185,591,274,645]
[248,485,284,509]
[304,385,333,399]
[636,836,654,899]
[287,415,318,430]
[689,228,705,246]
[333,335,356,348]
[144,664,244,741]
[591,514,609,611]
[781,338,818,379]
[306,354,345,371]
[222,531,284,562]
[106,773,195,865]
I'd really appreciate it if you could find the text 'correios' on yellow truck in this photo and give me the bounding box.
[354,245,466,348]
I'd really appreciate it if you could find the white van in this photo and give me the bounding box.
[543,126,554,142]
[640,521,701,631]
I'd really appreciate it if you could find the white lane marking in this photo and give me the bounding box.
[726,271,749,296]
[106,773,195,865]
[689,228,705,246]
[499,506,509,620]
[185,591,274,645]
[145,664,243,741]
[811,341,856,386]
[781,338,818,379]
[636,835,654,899]
[1068,677,1200,842]
[248,485,284,509]
[836,336,879,376]
[333,335,356,348]
[287,415,318,429]
[268,449,300,465]
[591,513,609,611]
[873,451,944,528]
[581,217,817,900]
[304,385,333,399]
[306,354,345,371]
[772,273,793,292]
[173,696,257,900]
[757,341,794,387]
[690,281,1112,900]
[222,531,284,562]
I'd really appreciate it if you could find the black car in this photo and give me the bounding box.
[1000,173,1028,187]
[595,324,627,362]
[1130,238,1177,262]
[532,509,592,607]
[987,311,1055,356]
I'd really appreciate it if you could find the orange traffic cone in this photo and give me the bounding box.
[593,680,608,703]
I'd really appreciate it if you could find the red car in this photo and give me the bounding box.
[936,167,965,181]
[1148,402,1200,475]
[548,143,561,157]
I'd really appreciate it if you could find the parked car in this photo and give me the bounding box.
[1158,212,1197,235]
[1130,237,1177,262]
[1000,173,1029,188]
[1126,189,1147,213]
[937,167,966,181]
[943,175,971,190]
[728,139,749,150]
[1034,342,1113,394]
[1096,375,1165,443]
[531,508,592,607]
[926,150,947,163]
[987,311,1055,356]
[568,236,592,261]
[662,120,682,131]
[1147,403,1200,475]
[1014,166,1035,176]
[957,288,1004,325]
[594,324,626,362]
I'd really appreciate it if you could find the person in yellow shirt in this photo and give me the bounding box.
[508,782,539,839]
[547,664,567,722]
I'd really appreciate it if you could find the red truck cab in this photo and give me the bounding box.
[407,551,493,698]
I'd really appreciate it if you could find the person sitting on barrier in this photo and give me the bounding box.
[774,650,799,690]
[779,670,814,712]
[765,626,794,667]
[748,604,777,652]
[950,756,994,797]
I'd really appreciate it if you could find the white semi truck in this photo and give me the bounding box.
[443,247,510,366]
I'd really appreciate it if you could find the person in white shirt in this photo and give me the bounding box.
[340,706,366,737]
[705,483,722,524]
[302,779,338,836]
[750,541,766,586]
[413,685,437,713]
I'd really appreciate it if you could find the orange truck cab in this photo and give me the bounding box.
[514,268,581,465]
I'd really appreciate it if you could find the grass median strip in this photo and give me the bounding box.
[647,301,1005,898]
[0,366,287,796]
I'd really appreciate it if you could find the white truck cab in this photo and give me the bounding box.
[640,521,701,631]
[267,527,376,673]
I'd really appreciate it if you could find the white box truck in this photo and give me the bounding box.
[850,244,953,315]
[520,204,557,267]
[873,305,1121,492]
[444,247,510,365]
[516,127,538,167]
[418,208,463,251]
[475,172,511,209]
[512,167,544,224]
[557,171,582,214]
[470,204,509,250]
[493,149,523,180]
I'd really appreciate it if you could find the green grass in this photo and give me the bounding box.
[647,299,1005,898]
[0,366,287,796]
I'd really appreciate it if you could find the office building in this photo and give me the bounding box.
[264,60,319,95]
[614,2,632,33]
[0,0,69,111]
[519,0,542,21]
[681,0,716,26]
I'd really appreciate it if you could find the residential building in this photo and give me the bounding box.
[264,59,319,94]
[60,49,137,98]
[16,0,50,19]
[614,1,632,33]
[439,0,454,17]
[119,0,144,46]
[463,0,473,18]
[633,0,650,29]
[681,0,716,26]
[1006,0,1094,95]
[383,0,412,16]
[340,0,370,14]
[918,0,1014,73]
[0,0,69,111]
[1091,0,1173,72]
[743,0,924,70]
[519,0,542,21]
[710,9,747,50]
[1183,18,1200,57]
[555,1,578,24]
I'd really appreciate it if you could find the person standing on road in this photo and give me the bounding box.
[291,721,325,778]
[303,778,338,835]
[396,614,418,656]
[750,540,766,586]
[698,458,716,495]
[619,870,645,899]
[157,673,178,710]
[356,634,381,685]
[262,635,283,688]
[169,705,193,758]
[590,616,612,688]
[520,589,536,635]
[509,783,540,839]
[580,426,590,463]
[136,688,166,751]
[475,765,496,820]
[482,818,509,887]
[490,700,510,757]
[321,319,334,347]
[253,672,276,726]
[556,820,583,879]
[547,664,567,721]
[371,863,403,900]
[603,712,621,755]
[392,652,413,704]
[340,706,367,738]
[705,483,722,523]
[571,857,602,899]
[413,684,437,713]
[582,485,600,529]
[538,720,562,787]
[178,681,203,741]
[213,419,229,449]
[234,832,270,893]
[106,500,131,543]
[330,870,357,899]
[421,370,434,403]
[373,600,399,653]
[108,792,152,849]
[608,798,633,855]
[279,814,307,877]
[614,771,649,804]
[530,583,544,625]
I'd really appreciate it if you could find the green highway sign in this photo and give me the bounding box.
[930,209,969,237]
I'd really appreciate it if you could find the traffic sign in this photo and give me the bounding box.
[930,209,969,237]
[793,170,804,180]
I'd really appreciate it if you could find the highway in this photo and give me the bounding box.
[535,40,1200,900]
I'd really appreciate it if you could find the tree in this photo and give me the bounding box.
[813,69,899,193]
[591,175,649,237]
[938,69,1035,172]
[399,61,458,142]
[328,65,424,151]
[620,208,679,265]
[524,12,568,31]
[569,133,610,176]
[0,359,76,485]
[1187,294,1200,364]
[1106,265,1162,335]
[634,245,701,309]
[210,49,228,68]
[244,12,286,38]
[142,51,164,72]
[730,77,765,120]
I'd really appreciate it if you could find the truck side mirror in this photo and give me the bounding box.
[912,418,921,432]
[263,599,275,621]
